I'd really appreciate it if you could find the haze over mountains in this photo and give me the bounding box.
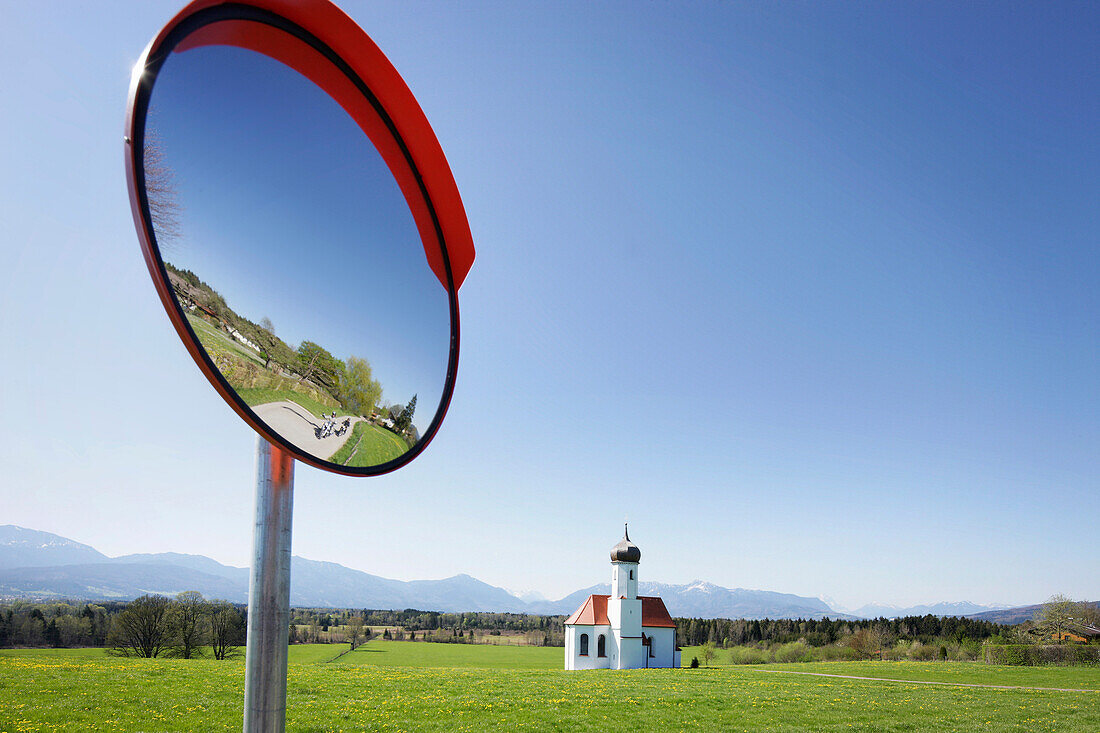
[0,526,1011,620]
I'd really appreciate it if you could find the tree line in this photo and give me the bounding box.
[0,600,116,648]
[363,608,564,634]
[2,602,570,651]
[18,596,1091,661]
[675,614,1012,649]
[288,608,567,647]
[0,592,245,659]
[685,596,1099,667]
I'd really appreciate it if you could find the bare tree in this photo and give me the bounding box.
[345,616,366,650]
[1035,594,1091,643]
[107,595,172,658]
[143,129,182,244]
[846,625,888,659]
[168,591,209,659]
[208,600,244,660]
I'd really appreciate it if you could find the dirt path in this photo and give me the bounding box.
[748,668,1100,693]
[252,400,364,460]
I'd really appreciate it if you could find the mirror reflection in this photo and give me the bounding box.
[144,38,450,468]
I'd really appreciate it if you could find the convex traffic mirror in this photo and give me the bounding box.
[126,1,475,475]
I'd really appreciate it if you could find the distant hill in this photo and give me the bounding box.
[965,604,1043,624]
[0,561,245,600]
[0,526,108,568]
[0,525,1026,621]
[531,580,854,620]
[0,527,539,611]
[286,561,531,612]
[507,589,550,604]
[851,601,1008,620]
[965,602,1100,625]
[112,552,249,582]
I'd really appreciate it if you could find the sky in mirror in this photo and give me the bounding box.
[146,39,448,456]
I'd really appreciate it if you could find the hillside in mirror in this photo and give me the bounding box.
[143,36,449,467]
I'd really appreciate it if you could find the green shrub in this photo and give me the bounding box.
[774,641,813,663]
[883,640,910,661]
[982,644,1100,666]
[908,642,938,661]
[814,645,859,662]
[952,640,982,661]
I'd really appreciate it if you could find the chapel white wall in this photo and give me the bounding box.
[565,624,610,670]
[644,627,678,668]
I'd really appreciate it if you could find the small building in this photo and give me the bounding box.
[564,526,681,670]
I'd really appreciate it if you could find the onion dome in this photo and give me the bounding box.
[610,524,641,563]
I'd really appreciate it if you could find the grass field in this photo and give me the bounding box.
[185,313,266,367]
[287,645,350,665]
[328,420,408,466]
[237,387,350,419]
[1,643,1097,731]
[333,640,561,669]
[677,646,1100,689]
[752,660,1100,691]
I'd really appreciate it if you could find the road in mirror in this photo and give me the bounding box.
[143,37,450,469]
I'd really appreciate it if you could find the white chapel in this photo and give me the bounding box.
[564,526,681,670]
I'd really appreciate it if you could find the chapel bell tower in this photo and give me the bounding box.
[607,524,643,667]
[610,524,640,599]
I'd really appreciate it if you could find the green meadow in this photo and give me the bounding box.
[186,313,267,367]
[328,421,408,466]
[679,646,1100,689]
[1,643,1097,732]
[753,660,1100,691]
[331,640,561,669]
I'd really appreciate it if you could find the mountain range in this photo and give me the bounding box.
[0,525,1019,620]
[849,601,1008,619]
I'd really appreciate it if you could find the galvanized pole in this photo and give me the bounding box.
[243,438,295,733]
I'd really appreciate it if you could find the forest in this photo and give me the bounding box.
[4,598,1023,655]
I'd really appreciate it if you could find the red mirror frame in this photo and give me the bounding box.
[125,0,475,476]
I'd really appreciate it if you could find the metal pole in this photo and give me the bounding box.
[244,438,295,733]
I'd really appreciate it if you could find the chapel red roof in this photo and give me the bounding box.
[564,594,676,629]
[564,594,607,626]
[640,596,677,628]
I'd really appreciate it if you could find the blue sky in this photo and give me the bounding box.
[1,1,1097,610]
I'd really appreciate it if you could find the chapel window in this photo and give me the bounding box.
[579,633,589,656]
[597,634,606,658]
